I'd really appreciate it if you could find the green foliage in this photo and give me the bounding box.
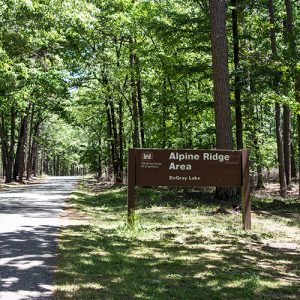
[0,0,299,179]
[39,115,87,171]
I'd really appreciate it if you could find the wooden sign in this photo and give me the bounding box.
[128,149,251,230]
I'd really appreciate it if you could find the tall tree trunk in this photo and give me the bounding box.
[162,106,167,148]
[136,57,145,148]
[56,155,60,176]
[118,98,124,183]
[105,96,115,180]
[39,148,43,176]
[32,123,40,176]
[275,103,287,196]
[184,82,193,148]
[2,153,7,179]
[209,0,234,199]
[283,106,291,187]
[17,105,30,183]
[268,0,287,197]
[13,139,20,181]
[51,156,55,176]
[97,137,102,179]
[231,0,243,150]
[43,152,49,175]
[114,37,124,183]
[291,142,297,178]
[129,0,141,148]
[109,99,121,183]
[1,142,7,179]
[114,39,124,183]
[284,0,300,195]
[0,115,9,182]
[129,37,140,148]
[162,78,167,148]
[3,109,16,183]
[26,104,35,179]
[0,149,3,178]
[253,129,264,189]
[209,0,233,150]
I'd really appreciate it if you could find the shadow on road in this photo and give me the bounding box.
[0,176,78,299]
[0,225,58,299]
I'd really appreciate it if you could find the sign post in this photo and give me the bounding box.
[127,148,251,230]
[241,150,251,230]
[127,149,136,221]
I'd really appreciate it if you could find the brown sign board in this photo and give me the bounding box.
[136,149,242,187]
[128,148,251,230]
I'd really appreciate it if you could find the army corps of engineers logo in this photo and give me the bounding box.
[141,152,153,161]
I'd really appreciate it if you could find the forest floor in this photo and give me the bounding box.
[255,181,299,198]
[55,179,300,300]
[0,176,48,190]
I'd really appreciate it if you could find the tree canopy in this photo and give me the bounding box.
[0,0,299,195]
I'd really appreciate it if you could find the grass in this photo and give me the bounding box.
[55,182,300,300]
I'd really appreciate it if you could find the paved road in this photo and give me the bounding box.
[0,177,78,300]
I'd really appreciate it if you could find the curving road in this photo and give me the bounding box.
[0,176,78,300]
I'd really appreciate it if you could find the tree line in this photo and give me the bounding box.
[0,0,299,197]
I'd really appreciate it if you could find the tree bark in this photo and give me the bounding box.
[13,138,20,181]
[17,105,30,183]
[231,0,243,150]
[209,0,233,150]
[162,78,167,148]
[56,155,60,176]
[97,137,102,179]
[275,104,287,196]
[136,57,145,148]
[291,142,297,178]
[32,123,40,176]
[162,106,167,148]
[105,95,115,180]
[284,0,300,195]
[129,37,140,148]
[253,131,264,189]
[0,114,9,182]
[118,98,124,183]
[209,0,234,199]
[43,152,49,175]
[1,142,7,179]
[268,0,287,197]
[26,104,35,179]
[109,98,121,183]
[283,105,291,186]
[114,37,124,183]
[184,82,193,148]
[2,108,16,183]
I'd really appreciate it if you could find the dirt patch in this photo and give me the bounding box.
[59,189,90,227]
[84,179,116,193]
[254,182,299,199]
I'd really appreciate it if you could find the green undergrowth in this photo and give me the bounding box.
[55,181,300,300]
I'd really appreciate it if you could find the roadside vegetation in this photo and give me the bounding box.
[55,179,300,300]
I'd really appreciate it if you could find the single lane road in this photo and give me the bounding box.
[0,176,78,300]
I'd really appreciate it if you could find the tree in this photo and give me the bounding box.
[209,0,234,199]
[268,0,287,197]
[209,0,233,150]
[284,0,300,195]
[1,0,299,196]
[231,0,243,150]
